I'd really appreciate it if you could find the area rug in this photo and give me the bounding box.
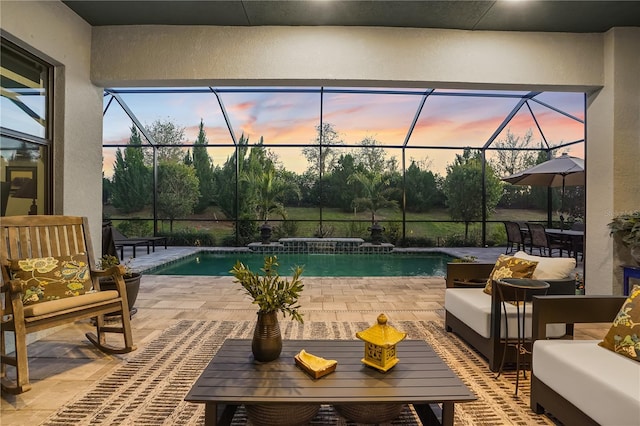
[43,320,554,425]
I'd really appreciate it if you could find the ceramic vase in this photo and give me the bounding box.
[252,311,282,362]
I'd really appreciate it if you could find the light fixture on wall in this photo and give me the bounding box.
[13,178,37,215]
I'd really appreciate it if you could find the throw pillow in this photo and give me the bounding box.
[9,254,91,305]
[599,285,640,362]
[513,251,576,280]
[483,254,538,295]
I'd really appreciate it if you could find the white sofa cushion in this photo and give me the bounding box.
[513,251,576,280]
[533,340,640,426]
[445,288,566,339]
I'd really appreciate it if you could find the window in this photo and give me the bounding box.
[1,38,52,216]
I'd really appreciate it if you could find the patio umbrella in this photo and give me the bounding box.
[501,153,584,211]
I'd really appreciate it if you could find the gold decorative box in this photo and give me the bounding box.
[294,349,337,379]
[356,313,406,372]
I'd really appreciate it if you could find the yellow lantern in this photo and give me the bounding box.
[356,313,407,372]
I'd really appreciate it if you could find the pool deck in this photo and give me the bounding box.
[1,246,587,425]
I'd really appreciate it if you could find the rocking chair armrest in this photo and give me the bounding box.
[92,265,126,279]
[92,266,128,295]
[3,278,27,322]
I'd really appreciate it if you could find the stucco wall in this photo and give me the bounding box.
[91,25,604,91]
[586,28,640,295]
[1,1,104,256]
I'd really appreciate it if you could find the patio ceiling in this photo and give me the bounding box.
[62,1,640,33]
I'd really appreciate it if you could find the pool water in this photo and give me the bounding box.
[148,252,454,277]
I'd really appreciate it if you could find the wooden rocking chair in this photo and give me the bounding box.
[1,215,136,394]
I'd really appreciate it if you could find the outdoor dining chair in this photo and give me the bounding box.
[504,221,528,254]
[526,223,566,257]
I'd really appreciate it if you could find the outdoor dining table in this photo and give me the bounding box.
[517,228,584,238]
[543,228,584,238]
[518,227,584,258]
[544,228,584,258]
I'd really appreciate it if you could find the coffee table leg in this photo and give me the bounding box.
[203,403,237,426]
[441,402,454,426]
[204,403,217,426]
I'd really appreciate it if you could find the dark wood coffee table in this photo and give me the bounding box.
[185,339,476,425]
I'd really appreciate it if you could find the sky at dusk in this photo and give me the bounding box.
[102,87,585,178]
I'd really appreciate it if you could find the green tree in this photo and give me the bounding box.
[242,166,300,222]
[192,119,216,213]
[143,118,186,165]
[348,171,399,223]
[157,161,200,232]
[352,136,397,174]
[111,125,151,213]
[444,149,503,242]
[183,149,193,166]
[214,135,267,241]
[302,122,343,176]
[490,128,537,208]
[404,160,444,211]
[102,171,113,205]
[323,153,363,211]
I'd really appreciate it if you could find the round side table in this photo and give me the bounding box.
[494,278,550,395]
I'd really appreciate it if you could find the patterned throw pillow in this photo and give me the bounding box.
[483,254,538,295]
[599,285,640,362]
[9,254,91,305]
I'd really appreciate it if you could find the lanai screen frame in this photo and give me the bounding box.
[102,86,586,246]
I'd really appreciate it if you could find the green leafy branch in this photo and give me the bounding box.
[231,256,304,323]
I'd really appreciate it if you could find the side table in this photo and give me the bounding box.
[622,265,640,296]
[494,278,550,395]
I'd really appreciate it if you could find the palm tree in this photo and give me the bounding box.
[242,167,300,222]
[348,171,399,224]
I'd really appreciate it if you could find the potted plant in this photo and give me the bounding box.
[97,254,141,317]
[608,211,640,264]
[231,255,304,362]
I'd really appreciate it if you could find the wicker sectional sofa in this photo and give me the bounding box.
[444,252,576,372]
[531,295,639,426]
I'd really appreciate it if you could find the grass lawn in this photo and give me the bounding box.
[105,205,548,247]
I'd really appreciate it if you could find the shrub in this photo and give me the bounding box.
[273,220,299,239]
[236,217,257,242]
[221,235,243,247]
[117,219,152,238]
[314,224,335,238]
[384,221,401,245]
[347,221,368,238]
[164,229,215,246]
[398,236,435,247]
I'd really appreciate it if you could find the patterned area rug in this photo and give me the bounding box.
[43,320,554,425]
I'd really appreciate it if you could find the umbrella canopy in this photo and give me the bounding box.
[502,153,585,215]
[501,153,584,187]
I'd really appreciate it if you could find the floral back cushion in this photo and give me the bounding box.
[9,254,91,305]
[599,285,640,362]
[483,254,539,295]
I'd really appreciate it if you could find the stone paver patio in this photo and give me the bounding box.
[1,246,594,425]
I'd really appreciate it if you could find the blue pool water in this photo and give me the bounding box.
[148,252,454,277]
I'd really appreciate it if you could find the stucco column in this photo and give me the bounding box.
[585,28,640,295]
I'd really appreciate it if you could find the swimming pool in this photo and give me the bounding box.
[148,252,455,277]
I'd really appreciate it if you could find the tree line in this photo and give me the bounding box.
[103,119,584,242]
